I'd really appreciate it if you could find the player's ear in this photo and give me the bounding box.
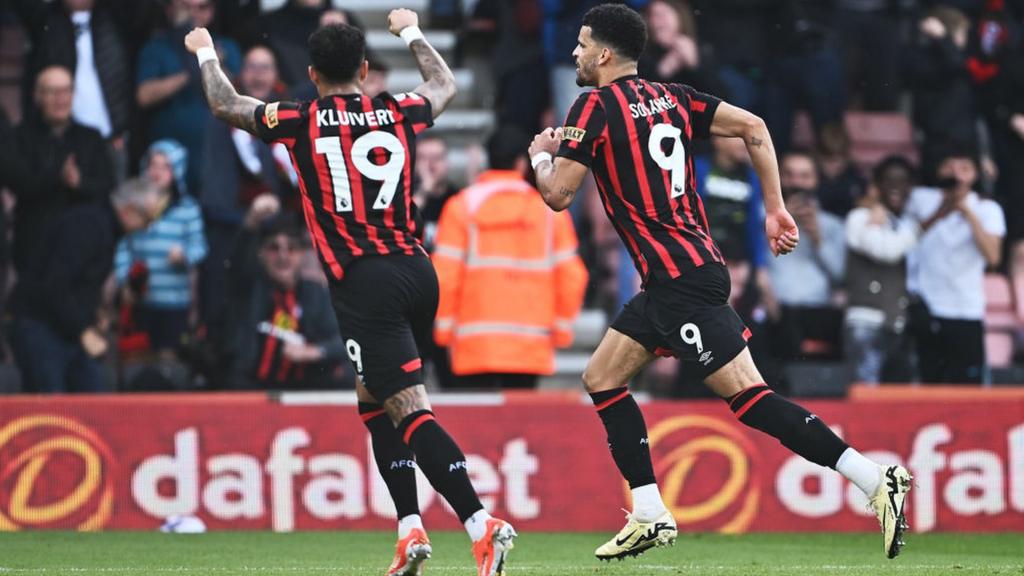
[359,60,369,82]
[598,46,613,66]
[308,66,317,84]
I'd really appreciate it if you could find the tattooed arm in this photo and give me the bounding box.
[184,27,262,134]
[710,102,799,256]
[710,102,782,212]
[388,9,456,119]
[527,128,589,212]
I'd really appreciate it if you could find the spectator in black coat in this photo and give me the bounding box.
[8,179,166,393]
[10,66,115,275]
[199,44,293,345]
[223,195,348,390]
[11,0,140,149]
[906,6,979,178]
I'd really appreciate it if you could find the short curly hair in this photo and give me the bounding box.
[581,4,648,62]
[308,24,365,84]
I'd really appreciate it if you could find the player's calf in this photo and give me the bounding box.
[726,383,848,469]
[360,402,421,520]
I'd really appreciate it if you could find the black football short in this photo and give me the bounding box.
[330,254,437,401]
[611,262,750,381]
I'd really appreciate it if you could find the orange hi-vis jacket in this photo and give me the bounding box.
[432,170,588,376]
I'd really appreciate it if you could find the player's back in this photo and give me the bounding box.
[253,91,434,281]
[558,76,725,283]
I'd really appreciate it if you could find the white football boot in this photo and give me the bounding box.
[869,465,912,559]
[595,510,677,561]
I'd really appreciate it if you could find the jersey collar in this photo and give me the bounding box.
[610,74,639,84]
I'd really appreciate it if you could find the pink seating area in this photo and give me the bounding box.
[791,111,919,174]
[985,273,1023,368]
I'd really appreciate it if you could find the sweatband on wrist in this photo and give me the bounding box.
[196,47,218,65]
[400,26,425,46]
[531,152,553,170]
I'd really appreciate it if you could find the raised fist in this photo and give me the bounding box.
[388,9,419,36]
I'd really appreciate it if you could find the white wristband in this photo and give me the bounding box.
[531,152,553,170]
[400,26,425,46]
[196,47,218,66]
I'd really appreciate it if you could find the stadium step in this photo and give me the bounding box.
[335,0,431,28]
[387,68,476,106]
[365,30,457,69]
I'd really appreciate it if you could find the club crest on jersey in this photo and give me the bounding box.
[264,102,280,128]
[562,127,586,142]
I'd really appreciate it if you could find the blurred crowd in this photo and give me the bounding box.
[0,0,1021,395]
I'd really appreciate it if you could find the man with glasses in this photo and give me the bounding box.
[223,194,347,390]
[10,65,114,277]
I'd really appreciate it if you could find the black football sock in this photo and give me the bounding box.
[396,410,483,523]
[359,402,420,519]
[590,386,657,489]
[727,384,848,469]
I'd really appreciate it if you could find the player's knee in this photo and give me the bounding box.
[581,366,618,393]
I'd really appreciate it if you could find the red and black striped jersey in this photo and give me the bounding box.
[557,76,725,284]
[253,91,433,280]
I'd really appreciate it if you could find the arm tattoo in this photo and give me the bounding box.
[383,385,432,423]
[200,60,262,134]
[557,186,576,198]
[750,136,763,148]
[409,38,456,118]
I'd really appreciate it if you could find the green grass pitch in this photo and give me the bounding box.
[0,532,1021,575]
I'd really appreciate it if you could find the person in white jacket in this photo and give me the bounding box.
[844,156,919,384]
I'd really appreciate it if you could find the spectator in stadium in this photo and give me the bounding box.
[469,0,548,135]
[835,0,907,111]
[199,44,294,344]
[816,123,867,218]
[11,65,115,275]
[638,0,722,94]
[239,0,363,96]
[762,1,846,153]
[906,148,1005,384]
[10,0,136,155]
[694,136,770,274]
[223,194,348,390]
[114,139,207,358]
[906,6,979,179]
[136,0,241,191]
[414,135,460,253]
[844,156,919,384]
[768,150,846,359]
[432,127,588,389]
[8,178,164,393]
[970,8,1024,243]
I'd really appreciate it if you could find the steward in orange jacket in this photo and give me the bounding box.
[432,133,588,382]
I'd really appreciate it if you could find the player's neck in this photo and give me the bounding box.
[317,82,363,98]
[595,65,638,88]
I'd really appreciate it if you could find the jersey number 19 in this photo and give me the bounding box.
[315,132,406,213]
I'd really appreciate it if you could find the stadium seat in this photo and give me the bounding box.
[986,332,1015,368]
[788,111,918,175]
[984,273,1018,330]
[984,273,1021,369]
[845,112,918,175]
